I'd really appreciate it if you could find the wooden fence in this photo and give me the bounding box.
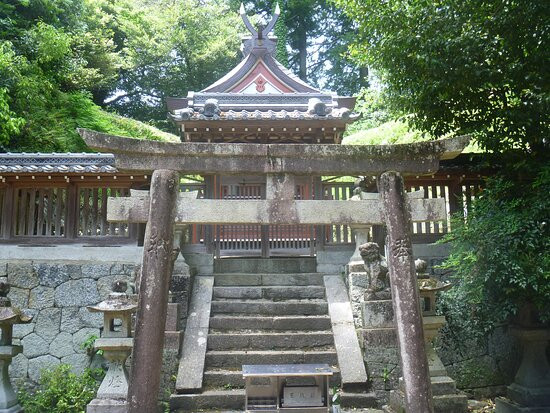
[1,174,482,252]
[1,176,147,242]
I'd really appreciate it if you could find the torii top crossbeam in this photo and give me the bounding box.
[78,129,470,176]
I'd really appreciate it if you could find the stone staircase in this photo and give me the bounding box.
[170,258,376,411]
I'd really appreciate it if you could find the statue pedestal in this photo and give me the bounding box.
[387,316,467,413]
[496,326,550,412]
[87,339,132,413]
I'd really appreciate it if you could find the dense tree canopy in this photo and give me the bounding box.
[0,0,241,151]
[334,0,549,156]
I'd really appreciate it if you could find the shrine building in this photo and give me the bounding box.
[166,5,360,258]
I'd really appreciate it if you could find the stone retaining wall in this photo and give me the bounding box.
[0,260,138,383]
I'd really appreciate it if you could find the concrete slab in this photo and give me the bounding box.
[175,276,214,393]
[324,275,368,390]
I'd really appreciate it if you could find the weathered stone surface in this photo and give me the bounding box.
[72,327,100,354]
[7,287,29,309]
[324,275,368,390]
[29,286,55,309]
[33,263,74,287]
[176,276,214,393]
[61,307,84,333]
[79,128,470,175]
[28,355,60,382]
[110,263,125,275]
[109,196,446,226]
[0,262,7,276]
[49,332,75,358]
[77,306,102,328]
[13,322,34,339]
[9,353,28,379]
[122,264,137,276]
[34,308,61,343]
[87,398,129,413]
[7,262,39,289]
[81,263,112,280]
[55,279,100,307]
[97,274,133,299]
[380,171,433,413]
[21,333,49,358]
[61,353,89,374]
[363,300,394,328]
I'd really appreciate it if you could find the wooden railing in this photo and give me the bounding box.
[322,182,354,245]
[13,187,67,237]
[1,174,483,250]
[78,187,130,237]
[1,179,144,242]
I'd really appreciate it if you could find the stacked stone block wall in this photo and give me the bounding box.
[0,260,138,384]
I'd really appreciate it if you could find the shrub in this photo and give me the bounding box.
[440,164,550,340]
[18,364,102,413]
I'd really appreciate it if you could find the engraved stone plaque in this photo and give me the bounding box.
[282,385,323,407]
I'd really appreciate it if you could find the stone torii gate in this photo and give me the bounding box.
[79,129,469,413]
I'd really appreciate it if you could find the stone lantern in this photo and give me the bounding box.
[0,282,32,413]
[415,259,452,378]
[416,259,467,412]
[87,280,137,413]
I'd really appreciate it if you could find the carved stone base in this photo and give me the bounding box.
[87,398,128,413]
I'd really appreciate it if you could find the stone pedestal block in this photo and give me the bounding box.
[165,303,181,331]
[87,399,128,413]
[348,225,372,266]
[164,330,183,352]
[362,300,393,329]
[495,326,550,413]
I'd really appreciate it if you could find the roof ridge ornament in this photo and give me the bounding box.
[240,3,280,39]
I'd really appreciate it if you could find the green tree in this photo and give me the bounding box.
[0,0,241,150]
[103,0,242,129]
[333,0,549,155]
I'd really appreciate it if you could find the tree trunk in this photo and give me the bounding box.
[298,32,307,81]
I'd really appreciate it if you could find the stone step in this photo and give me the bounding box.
[209,315,332,331]
[214,272,325,286]
[203,369,342,388]
[211,299,328,315]
[205,349,338,369]
[213,285,326,300]
[170,389,378,411]
[214,257,316,274]
[207,332,334,351]
[340,391,379,408]
[170,389,245,410]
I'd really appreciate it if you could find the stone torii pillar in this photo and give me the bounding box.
[380,171,433,413]
[127,170,179,413]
